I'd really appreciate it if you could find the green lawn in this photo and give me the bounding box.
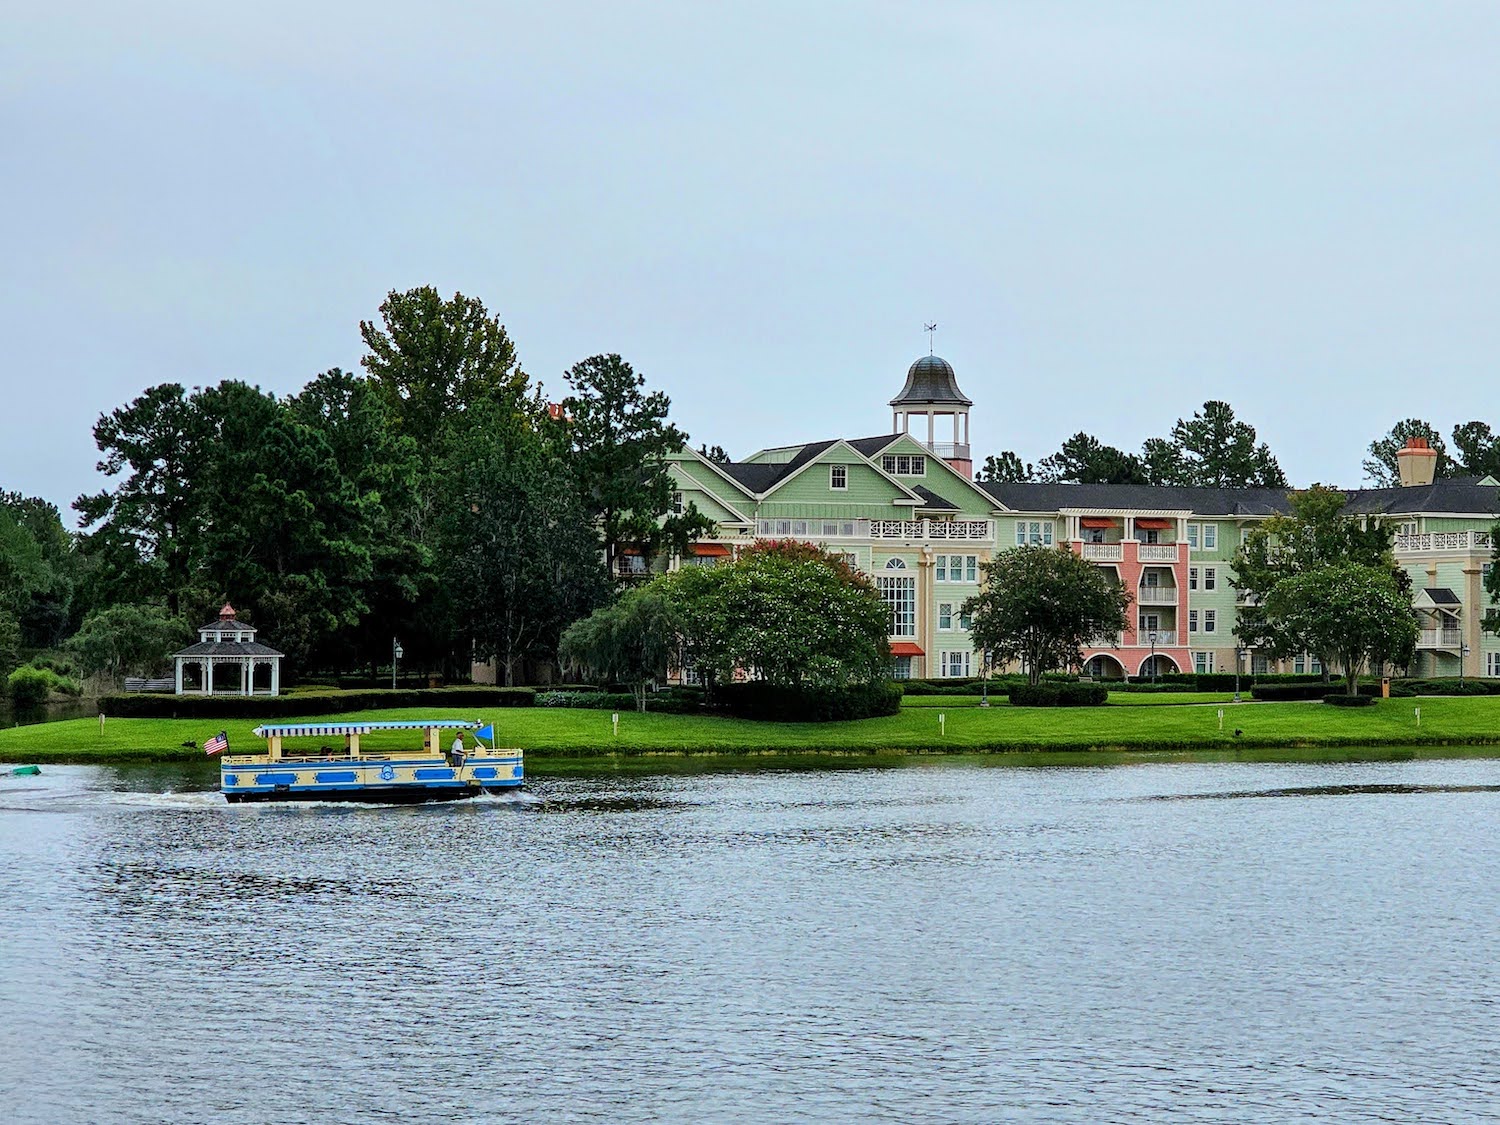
[1,695,1496,764]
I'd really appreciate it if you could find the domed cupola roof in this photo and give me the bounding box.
[889,355,972,407]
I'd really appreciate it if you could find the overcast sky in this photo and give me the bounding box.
[5,2,1500,521]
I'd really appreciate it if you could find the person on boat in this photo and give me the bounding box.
[449,735,466,769]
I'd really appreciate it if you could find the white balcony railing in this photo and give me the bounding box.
[753,518,994,542]
[1419,628,1463,649]
[1081,543,1123,561]
[925,442,972,461]
[1137,544,1180,562]
[1135,631,1178,646]
[1395,531,1492,554]
[1136,587,1178,604]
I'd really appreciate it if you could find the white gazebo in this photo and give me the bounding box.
[172,603,284,696]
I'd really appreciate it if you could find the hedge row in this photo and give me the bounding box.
[99,687,538,719]
[1009,682,1109,707]
[1325,694,1377,707]
[716,681,904,722]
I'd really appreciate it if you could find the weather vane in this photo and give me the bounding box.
[924,322,937,355]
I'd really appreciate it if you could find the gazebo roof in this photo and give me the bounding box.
[173,640,284,658]
[198,602,257,634]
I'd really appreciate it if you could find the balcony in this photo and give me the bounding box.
[1081,543,1123,561]
[1136,586,1178,605]
[1395,531,1492,555]
[870,519,994,541]
[1137,544,1179,562]
[1135,631,1178,646]
[1419,628,1463,649]
[924,442,972,461]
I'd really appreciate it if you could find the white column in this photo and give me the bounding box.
[926,412,935,448]
[243,658,251,695]
[205,660,215,695]
[271,660,280,696]
[174,658,183,695]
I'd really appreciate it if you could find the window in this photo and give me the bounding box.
[1204,567,1217,591]
[1086,528,1106,543]
[1139,528,1160,544]
[672,492,684,514]
[834,551,858,569]
[1310,655,1322,674]
[943,651,971,678]
[1015,521,1053,546]
[1204,609,1217,633]
[1187,525,1199,549]
[1140,613,1160,633]
[1203,524,1217,550]
[1294,655,1304,674]
[1488,652,1500,678]
[829,465,847,490]
[892,656,912,680]
[877,575,916,637]
[884,557,908,569]
[939,603,953,630]
[681,663,702,686]
[881,454,926,475]
[959,609,972,630]
[1189,609,1198,633]
[938,555,979,582]
[1189,567,1198,590]
[1194,651,1215,674]
[1252,654,1270,674]
[1241,528,1252,545]
[1398,521,1418,536]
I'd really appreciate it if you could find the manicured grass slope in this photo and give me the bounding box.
[0,695,1494,763]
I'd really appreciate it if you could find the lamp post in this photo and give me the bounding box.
[1461,641,1470,687]
[1148,631,1159,683]
[1234,646,1245,703]
[980,653,990,707]
[392,637,403,691]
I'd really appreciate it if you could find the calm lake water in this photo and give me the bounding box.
[2,758,1498,1124]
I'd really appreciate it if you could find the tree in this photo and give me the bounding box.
[559,586,682,711]
[976,451,1035,484]
[698,443,730,464]
[438,406,607,685]
[1450,421,1500,479]
[663,541,890,690]
[1363,419,1451,486]
[1263,563,1419,696]
[0,610,19,680]
[0,493,75,649]
[1146,401,1286,488]
[66,604,187,684]
[1232,486,1406,665]
[1039,434,1146,484]
[560,353,700,576]
[963,546,1132,685]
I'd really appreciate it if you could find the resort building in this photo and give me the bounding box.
[664,356,1500,681]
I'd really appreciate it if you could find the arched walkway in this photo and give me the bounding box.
[1082,654,1126,680]
[1137,654,1181,677]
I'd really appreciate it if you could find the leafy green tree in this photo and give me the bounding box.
[698,443,730,464]
[438,406,607,685]
[664,541,890,690]
[1039,434,1146,484]
[1232,486,1406,664]
[560,353,704,575]
[559,586,682,711]
[963,546,1133,685]
[976,451,1035,483]
[0,610,20,679]
[1263,563,1419,695]
[75,383,208,614]
[1146,401,1286,487]
[1363,419,1451,486]
[1450,421,1500,479]
[66,604,187,684]
[0,493,75,648]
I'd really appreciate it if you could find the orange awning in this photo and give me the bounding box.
[890,642,924,656]
[689,544,731,557]
[1135,518,1173,530]
[1079,517,1116,528]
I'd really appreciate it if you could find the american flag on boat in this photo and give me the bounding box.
[204,731,229,756]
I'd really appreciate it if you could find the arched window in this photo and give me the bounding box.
[884,558,907,570]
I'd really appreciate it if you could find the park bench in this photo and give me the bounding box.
[123,677,175,693]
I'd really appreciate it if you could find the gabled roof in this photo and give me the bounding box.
[173,639,284,658]
[1415,587,1462,607]
[911,485,959,511]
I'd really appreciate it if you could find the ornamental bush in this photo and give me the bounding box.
[1250,683,1332,701]
[1324,693,1377,707]
[716,681,903,722]
[1008,682,1108,707]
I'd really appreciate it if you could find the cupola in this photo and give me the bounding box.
[890,354,973,478]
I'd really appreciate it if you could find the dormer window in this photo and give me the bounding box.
[830,465,847,490]
[880,454,926,476]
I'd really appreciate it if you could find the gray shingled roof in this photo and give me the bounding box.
[1419,587,1462,606]
[978,477,1500,516]
[718,435,908,494]
[912,485,959,511]
[172,640,285,658]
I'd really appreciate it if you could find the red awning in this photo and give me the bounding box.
[689,544,731,557]
[1134,518,1174,530]
[1079,517,1116,529]
[890,642,924,656]
[621,547,644,556]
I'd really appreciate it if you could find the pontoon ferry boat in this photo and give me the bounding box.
[219,719,523,803]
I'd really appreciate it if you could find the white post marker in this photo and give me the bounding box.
[939,713,946,737]
[1218,708,1224,731]
[1415,706,1421,727]
[612,712,619,738]
[99,713,106,738]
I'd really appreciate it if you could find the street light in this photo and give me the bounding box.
[979,652,990,707]
[1148,631,1159,683]
[1234,646,1245,703]
[392,637,404,691]
[1461,641,1470,687]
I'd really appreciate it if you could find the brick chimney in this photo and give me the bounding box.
[1396,438,1438,487]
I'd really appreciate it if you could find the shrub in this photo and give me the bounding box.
[1324,693,1377,707]
[1250,683,1332,702]
[716,681,903,722]
[1009,682,1108,707]
[1109,682,1198,693]
[97,686,536,719]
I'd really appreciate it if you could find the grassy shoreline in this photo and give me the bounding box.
[3,696,1500,767]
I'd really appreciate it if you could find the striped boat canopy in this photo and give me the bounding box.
[252,720,481,738]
